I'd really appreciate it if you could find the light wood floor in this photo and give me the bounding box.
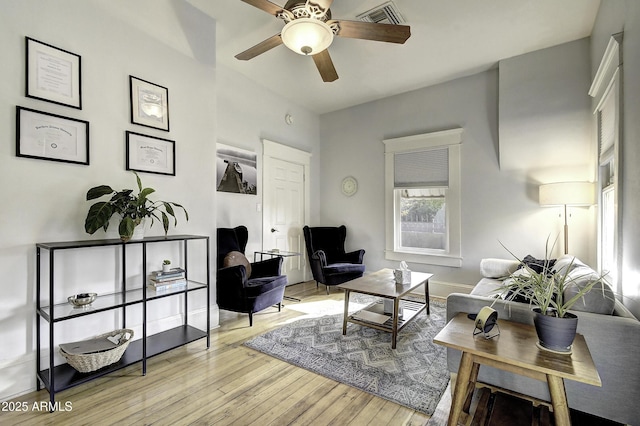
[5,281,435,426]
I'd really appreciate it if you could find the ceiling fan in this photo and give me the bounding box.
[235,0,411,82]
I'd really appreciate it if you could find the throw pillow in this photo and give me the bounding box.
[480,258,521,279]
[223,251,252,278]
[519,254,556,274]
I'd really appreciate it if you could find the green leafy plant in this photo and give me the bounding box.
[163,259,171,265]
[497,237,608,318]
[84,172,188,241]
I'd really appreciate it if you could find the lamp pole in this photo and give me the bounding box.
[563,204,569,255]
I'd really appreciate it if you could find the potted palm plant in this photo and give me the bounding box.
[497,238,609,353]
[84,172,188,242]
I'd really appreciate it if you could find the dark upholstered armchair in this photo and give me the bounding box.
[217,226,287,326]
[302,225,365,293]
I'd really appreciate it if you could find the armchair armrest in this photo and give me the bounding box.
[311,250,328,266]
[217,264,247,283]
[216,264,248,300]
[342,249,365,264]
[251,256,283,278]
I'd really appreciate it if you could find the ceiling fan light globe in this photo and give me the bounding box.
[281,18,334,55]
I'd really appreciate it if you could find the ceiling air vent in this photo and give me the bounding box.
[356,1,405,25]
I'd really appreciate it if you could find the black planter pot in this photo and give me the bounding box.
[532,308,578,353]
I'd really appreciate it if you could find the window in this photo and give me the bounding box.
[597,86,618,286]
[384,129,462,267]
[589,33,622,291]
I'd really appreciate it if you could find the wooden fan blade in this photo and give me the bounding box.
[330,20,411,44]
[241,0,287,16]
[312,49,338,82]
[235,34,283,60]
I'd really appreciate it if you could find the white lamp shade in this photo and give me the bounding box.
[281,18,334,55]
[539,182,595,206]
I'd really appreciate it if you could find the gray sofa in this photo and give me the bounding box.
[446,255,640,425]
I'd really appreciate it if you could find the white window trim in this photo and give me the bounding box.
[383,128,463,267]
[589,33,622,292]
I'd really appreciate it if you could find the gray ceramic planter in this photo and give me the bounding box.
[532,308,578,353]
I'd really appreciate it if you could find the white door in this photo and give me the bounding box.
[263,141,310,284]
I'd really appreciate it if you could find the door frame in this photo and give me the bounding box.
[262,139,311,282]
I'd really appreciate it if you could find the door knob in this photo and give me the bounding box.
[271,228,279,233]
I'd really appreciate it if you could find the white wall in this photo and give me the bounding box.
[499,38,595,181]
[0,0,216,400]
[499,38,596,265]
[216,65,321,256]
[319,41,596,289]
[591,0,640,318]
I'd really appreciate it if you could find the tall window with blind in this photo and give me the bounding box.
[383,129,463,267]
[589,33,622,290]
[597,85,618,285]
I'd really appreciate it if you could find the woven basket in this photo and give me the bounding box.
[60,329,134,373]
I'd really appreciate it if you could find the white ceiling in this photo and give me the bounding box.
[187,0,601,114]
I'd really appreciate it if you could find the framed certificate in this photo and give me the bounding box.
[16,106,89,165]
[126,131,175,176]
[25,37,82,109]
[130,76,170,131]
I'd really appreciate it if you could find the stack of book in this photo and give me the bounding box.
[148,268,187,292]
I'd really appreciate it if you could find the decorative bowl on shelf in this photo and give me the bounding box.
[68,293,97,307]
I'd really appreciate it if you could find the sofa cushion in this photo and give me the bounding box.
[480,258,520,279]
[552,254,586,276]
[563,267,615,315]
[223,251,252,278]
[470,278,503,297]
[246,275,287,297]
[500,268,536,303]
[324,263,366,275]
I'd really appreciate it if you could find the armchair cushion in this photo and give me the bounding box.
[247,275,288,297]
[223,251,252,278]
[324,263,366,275]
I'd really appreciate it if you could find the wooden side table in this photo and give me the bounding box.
[433,313,601,426]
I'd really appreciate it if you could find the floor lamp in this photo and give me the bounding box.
[539,182,595,255]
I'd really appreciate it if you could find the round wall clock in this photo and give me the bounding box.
[341,176,358,196]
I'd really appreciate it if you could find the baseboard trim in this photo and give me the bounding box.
[411,279,473,299]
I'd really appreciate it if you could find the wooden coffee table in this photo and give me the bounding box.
[433,313,601,426]
[337,268,433,349]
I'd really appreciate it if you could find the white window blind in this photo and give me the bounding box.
[394,148,448,188]
[599,90,616,163]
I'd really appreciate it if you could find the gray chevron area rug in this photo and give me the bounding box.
[244,296,449,415]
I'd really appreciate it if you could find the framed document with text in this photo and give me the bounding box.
[126,131,175,176]
[26,37,82,109]
[16,106,89,165]
[129,76,169,131]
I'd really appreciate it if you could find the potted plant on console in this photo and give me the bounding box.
[497,239,610,353]
[84,172,189,242]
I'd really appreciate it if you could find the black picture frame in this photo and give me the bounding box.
[25,37,82,109]
[126,131,175,176]
[129,76,170,131]
[16,106,89,165]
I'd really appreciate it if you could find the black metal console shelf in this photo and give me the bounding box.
[36,234,210,409]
